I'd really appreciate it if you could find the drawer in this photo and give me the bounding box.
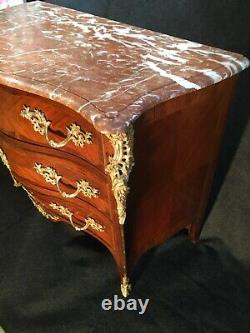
[22,187,116,250]
[0,85,106,171]
[0,134,112,218]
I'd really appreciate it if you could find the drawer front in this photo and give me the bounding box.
[0,86,105,171]
[0,134,112,218]
[23,187,116,249]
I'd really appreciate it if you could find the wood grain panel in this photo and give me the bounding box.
[22,186,116,250]
[126,77,238,273]
[0,85,108,171]
[0,132,112,218]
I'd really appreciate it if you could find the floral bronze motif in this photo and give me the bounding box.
[34,163,99,199]
[84,217,105,232]
[21,105,93,148]
[105,126,134,225]
[49,203,73,222]
[121,275,132,298]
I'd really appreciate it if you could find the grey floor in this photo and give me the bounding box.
[202,120,250,265]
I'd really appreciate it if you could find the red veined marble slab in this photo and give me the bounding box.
[0,1,248,133]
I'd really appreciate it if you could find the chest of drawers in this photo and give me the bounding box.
[0,1,248,297]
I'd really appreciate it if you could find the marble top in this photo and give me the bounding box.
[0,1,248,133]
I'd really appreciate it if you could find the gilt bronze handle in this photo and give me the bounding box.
[34,163,99,199]
[49,202,104,232]
[21,105,93,148]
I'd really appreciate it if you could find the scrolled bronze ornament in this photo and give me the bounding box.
[21,105,93,148]
[34,163,99,199]
[105,126,134,225]
[49,202,104,232]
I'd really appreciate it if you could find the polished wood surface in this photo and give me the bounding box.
[0,85,107,171]
[0,131,111,217]
[126,76,237,273]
